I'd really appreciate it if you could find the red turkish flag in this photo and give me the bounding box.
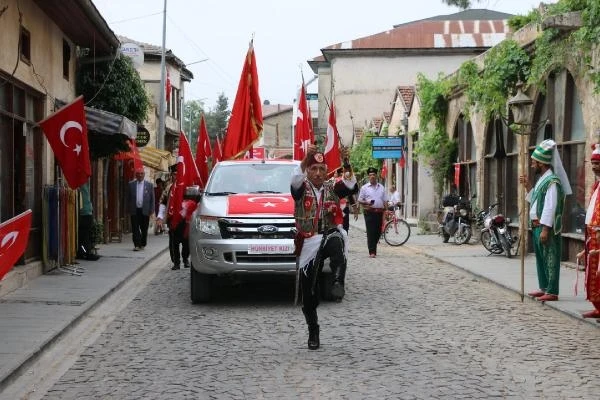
[195,115,212,187]
[212,137,223,165]
[381,162,388,179]
[166,68,172,103]
[39,96,91,189]
[294,82,313,160]
[324,101,342,173]
[168,132,201,229]
[222,40,263,160]
[0,209,32,281]
[454,163,461,189]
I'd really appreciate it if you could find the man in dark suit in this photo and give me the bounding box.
[127,167,155,251]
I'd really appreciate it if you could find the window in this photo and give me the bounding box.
[453,115,476,199]
[20,27,31,64]
[531,71,586,234]
[63,39,71,80]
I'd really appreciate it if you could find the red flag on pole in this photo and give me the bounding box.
[166,68,172,103]
[454,163,461,189]
[195,115,212,187]
[381,162,388,179]
[222,40,263,160]
[324,101,342,173]
[0,209,32,281]
[39,96,91,189]
[294,82,313,160]
[168,132,201,229]
[212,137,223,165]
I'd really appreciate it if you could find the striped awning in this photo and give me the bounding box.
[138,146,174,171]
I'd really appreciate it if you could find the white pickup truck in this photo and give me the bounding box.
[188,159,335,303]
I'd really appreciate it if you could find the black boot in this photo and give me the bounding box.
[331,262,346,300]
[302,308,320,350]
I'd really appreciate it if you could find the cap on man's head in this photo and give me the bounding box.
[306,152,326,168]
[591,143,600,162]
[531,139,556,165]
[367,167,378,175]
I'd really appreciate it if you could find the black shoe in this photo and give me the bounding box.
[85,254,100,261]
[308,324,320,350]
[183,261,190,268]
[331,282,345,300]
[171,264,180,270]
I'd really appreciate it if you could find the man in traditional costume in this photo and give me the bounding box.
[291,145,357,350]
[520,139,572,301]
[357,167,388,258]
[576,144,600,317]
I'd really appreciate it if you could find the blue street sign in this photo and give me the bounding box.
[371,137,404,159]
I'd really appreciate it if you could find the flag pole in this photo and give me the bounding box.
[157,0,168,150]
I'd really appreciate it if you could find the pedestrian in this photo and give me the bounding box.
[388,183,401,211]
[334,167,359,233]
[76,181,100,260]
[156,165,190,270]
[291,145,357,350]
[357,166,388,258]
[520,139,572,302]
[127,167,155,251]
[154,177,165,235]
[576,143,600,317]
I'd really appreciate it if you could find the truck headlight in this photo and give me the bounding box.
[194,215,220,235]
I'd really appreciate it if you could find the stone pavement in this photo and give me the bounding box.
[0,218,596,391]
[349,216,595,327]
[0,233,169,391]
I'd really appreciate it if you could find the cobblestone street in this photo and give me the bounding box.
[41,230,600,399]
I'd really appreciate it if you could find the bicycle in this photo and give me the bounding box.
[382,205,411,246]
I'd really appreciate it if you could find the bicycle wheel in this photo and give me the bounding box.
[384,219,411,246]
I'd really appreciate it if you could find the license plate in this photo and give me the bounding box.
[248,244,294,254]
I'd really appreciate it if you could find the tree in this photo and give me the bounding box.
[183,99,206,146]
[77,55,150,159]
[205,92,230,141]
[349,131,379,183]
[442,0,477,9]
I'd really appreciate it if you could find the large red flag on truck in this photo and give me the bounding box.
[222,40,263,160]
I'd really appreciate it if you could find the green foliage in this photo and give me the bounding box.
[461,40,530,120]
[349,133,378,181]
[183,99,206,146]
[77,55,150,159]
[441,0,473,9]
[77,55,149,123]
[205,93,231,140]
[415,73,457,195]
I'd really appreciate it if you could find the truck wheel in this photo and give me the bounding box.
[190,264,212,303]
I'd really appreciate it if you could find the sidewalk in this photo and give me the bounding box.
[0,233,169,390]
[349,217,596,327]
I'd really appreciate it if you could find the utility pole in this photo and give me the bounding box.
[157,0,167,150]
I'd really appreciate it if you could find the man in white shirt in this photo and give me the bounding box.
[357,167,388,258]
[388,184,401,210]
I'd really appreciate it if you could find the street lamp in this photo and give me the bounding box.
[507,81,534,302]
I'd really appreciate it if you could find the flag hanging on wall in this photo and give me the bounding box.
[39,96,91,189]
[0,209,32,281]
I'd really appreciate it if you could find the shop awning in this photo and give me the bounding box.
[139,146,174,171]
[85,107,137,139]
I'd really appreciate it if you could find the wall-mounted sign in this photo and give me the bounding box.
[120,43,144,68]
[136,128,150,147]
[371,137,404,159]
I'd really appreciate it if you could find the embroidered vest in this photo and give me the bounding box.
[294,180,342,237]
[531,173,565,234]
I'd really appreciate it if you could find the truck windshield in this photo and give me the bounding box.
[206,163,297,194]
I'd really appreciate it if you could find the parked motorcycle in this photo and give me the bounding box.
[479,203,516,258]
[440,195,473,245]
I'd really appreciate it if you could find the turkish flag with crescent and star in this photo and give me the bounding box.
[0,209,32,281]
[227,194,293,215]
[195,115,211,188]
[39,96,91,189]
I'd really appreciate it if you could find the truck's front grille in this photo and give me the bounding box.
[223,251,296,264]
[219,218,295,239]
